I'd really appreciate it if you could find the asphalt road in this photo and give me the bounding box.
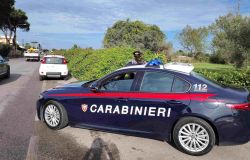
[0,58,42,160]
[1,58,250,160]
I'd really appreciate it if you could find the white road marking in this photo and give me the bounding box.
[41,80,47,92]
[26,136,39,160]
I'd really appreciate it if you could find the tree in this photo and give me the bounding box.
[0,0,15,44]
[211,13,250,67]
[178,25,208,57]
[103,19,166,52]
[10,9,30,52]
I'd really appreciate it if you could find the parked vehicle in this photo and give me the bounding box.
[24,42,42,61]
[37,60,250,156]
[39,55,69,81]
[0,55,10,79]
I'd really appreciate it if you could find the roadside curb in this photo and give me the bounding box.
[26,136,39,160]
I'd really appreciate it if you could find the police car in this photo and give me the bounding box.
[37,60,250,156]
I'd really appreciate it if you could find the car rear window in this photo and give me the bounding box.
[172,77,190,92]
[45,57,63,64]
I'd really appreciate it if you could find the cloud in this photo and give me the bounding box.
[14,0,250,49]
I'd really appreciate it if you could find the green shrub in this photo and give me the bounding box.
[56,47,250,90]
[209,54,226,64]
[56,47,166,80]
[194,68,250,90]
[0,44,11,57]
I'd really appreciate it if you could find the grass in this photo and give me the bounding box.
[192,63,235,70]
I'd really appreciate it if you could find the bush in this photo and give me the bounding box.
[209,54,226,64]
[194,68,250,90]
[55,47,166,80]
[0,44,11,57]
[55,47,250,90]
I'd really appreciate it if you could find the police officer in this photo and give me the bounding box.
[126,51,147,66]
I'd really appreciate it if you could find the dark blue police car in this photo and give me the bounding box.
[37,60,250,156]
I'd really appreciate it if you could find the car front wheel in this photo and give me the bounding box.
[173,117,216,156]
[43,101,68,130]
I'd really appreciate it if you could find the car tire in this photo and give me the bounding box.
[43,100,68,130]
[173,117,215,156]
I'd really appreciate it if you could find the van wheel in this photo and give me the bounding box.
[173,117,215,156]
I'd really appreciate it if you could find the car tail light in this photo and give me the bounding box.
[226,103,250,111]
[63,58,67,64]
[41,58,46,64]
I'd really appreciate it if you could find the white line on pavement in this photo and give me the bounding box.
[26,136,39,160]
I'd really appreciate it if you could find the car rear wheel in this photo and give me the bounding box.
[173,117,215,156]
[43,101,68,130]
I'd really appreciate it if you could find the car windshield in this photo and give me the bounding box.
[45,57,63,64]
[0,55,3,61]
[82,79,97,87]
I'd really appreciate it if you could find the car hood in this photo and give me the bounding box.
[61,81,89,88]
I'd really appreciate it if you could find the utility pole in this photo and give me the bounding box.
[237,0,240,15]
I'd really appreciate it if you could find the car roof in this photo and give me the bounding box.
[44,55,65,58]
[118,62,194,75]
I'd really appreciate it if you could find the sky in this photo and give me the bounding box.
[13,0,250,50]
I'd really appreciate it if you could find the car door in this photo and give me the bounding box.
[126,70,191,135]
[70,70,140,130]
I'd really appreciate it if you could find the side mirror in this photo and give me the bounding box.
[4,57,9,62]
[90,85,99,93]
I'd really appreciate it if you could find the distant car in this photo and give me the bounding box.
[37,60,250,156]
[39,55,69,81]
[0,55,10,79]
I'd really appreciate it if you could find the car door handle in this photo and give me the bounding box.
[117,98,128,102]
[167,100,182,104]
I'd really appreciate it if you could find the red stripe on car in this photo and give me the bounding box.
[48,92,216,101]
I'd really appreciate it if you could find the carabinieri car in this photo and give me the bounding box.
[37,60,250,156]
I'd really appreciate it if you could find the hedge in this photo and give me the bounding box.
[55,47,166,80]
[55,47,250,90]
[195,68,250,90]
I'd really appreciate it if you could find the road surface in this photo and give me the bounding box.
[1,58,250,160]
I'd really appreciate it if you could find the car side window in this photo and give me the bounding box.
[140,72,174,93]
[100,72,136,92]
[172,77,190,92]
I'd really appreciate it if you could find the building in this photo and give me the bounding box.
[0,35,14,44]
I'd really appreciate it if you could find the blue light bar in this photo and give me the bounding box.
[146,58,163,67]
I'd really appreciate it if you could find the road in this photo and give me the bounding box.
[0,58,42,160]
[1,58,250,160]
